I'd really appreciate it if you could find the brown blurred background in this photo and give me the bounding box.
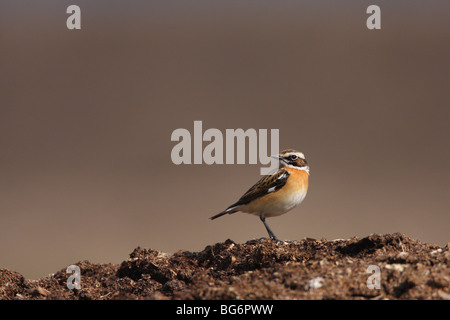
[0,1,449,279]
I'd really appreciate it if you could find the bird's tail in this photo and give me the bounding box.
[210,206,239,220]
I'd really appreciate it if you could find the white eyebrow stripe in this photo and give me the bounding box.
[282,152,305,159]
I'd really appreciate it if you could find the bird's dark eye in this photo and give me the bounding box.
[290,155,298,161]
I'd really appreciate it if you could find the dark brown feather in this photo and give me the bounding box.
[226,168,290,209]
[210,169,290,220]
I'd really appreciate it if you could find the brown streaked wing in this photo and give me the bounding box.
[226,169,290,209]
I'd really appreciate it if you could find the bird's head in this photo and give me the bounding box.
[272,149,309,172]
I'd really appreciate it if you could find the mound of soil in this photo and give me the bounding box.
[1,233,449,300]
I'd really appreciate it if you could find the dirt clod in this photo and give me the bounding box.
[1,233,448,300]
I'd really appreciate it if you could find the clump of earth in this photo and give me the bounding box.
[1,233,449,300]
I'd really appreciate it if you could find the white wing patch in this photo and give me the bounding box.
[277,172,288,180]
[269,171,289,193]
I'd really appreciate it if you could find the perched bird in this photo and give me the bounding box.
[210,149,309,241]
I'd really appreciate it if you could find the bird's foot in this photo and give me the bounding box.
[269,235,284,243]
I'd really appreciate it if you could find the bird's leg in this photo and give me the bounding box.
[259,214,281,242]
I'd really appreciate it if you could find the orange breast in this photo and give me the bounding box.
[283,167,309,194]
[241,168,309,216]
